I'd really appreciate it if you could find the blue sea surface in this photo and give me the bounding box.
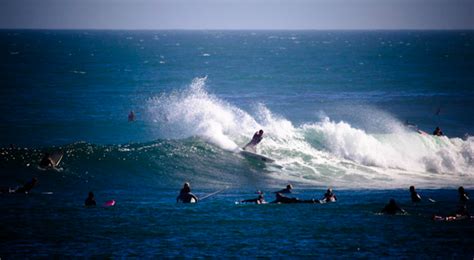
[0,30,473,257]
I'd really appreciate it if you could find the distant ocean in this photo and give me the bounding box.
[0,30,473,257]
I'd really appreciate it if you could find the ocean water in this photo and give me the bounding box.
[0,30,473,257]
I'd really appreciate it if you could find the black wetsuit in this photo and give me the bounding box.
[244,132,263,150]
[410,191,421,203]
[459,193,469,205]
[457,192,470,216]
[177,189,198,203]
[271,193,316,204]
[39,156,53,168]
[15,180,37,194]
[381,201,405,215]
[322,192,337,203]
[241,195,265,204]
[250,132,263,146]
[85,197,97,206]
[432,129,443,136]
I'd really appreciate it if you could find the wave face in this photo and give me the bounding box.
[2,77,473,189]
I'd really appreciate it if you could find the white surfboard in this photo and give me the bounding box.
[240,149,275,163]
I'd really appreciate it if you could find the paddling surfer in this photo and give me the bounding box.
[271,192,317,204]
[241,193,266,204]
[14,177,38,194]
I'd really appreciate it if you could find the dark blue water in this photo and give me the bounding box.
[0,30,473,257]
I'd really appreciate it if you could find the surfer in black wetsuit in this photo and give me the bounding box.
[275,184,293,194]
[243,129,264,151]
[15,177,38,194]
[241,193,266,204]
[177,182,199,203]
[381,199,406,215]
[128,110,135,122]
[39,153,54,168]
[271,192,317,204]
[85,191,97,206]
[409,186,422,203]
[321,188,337,203]
[432,127,443,136]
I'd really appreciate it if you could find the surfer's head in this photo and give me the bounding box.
[286,184,293,190]
[458,186,465,194]
[409,186,415,192]
[88,191,94,198]
[258,129,263,135]
[183,182,191,192]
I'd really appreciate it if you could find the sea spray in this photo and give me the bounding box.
[147,77,258,151]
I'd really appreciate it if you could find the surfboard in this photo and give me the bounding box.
[103,200,116,207]
[240,150,275,163]
[417,130,429,135]
[319,197,336,204]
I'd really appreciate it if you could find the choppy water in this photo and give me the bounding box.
[0,30,473,257]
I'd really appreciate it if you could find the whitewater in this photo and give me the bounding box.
[144,77,474,188]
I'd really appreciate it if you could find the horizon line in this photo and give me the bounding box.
[1,28,474,31]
